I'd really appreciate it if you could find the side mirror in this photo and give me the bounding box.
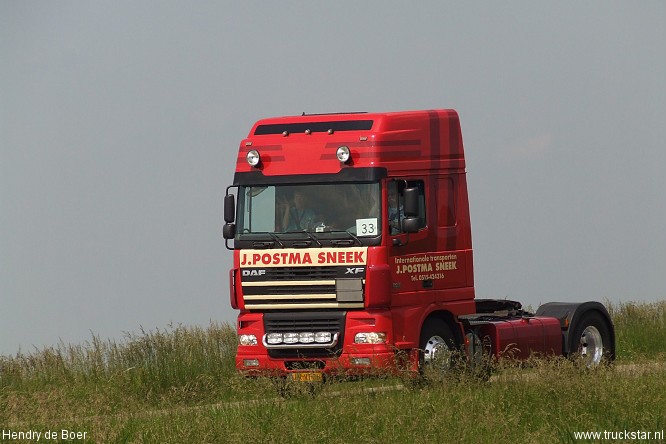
[403,187,419,217]
[224,194,235,223]
[223,223,236,239]
[401,217,420,233]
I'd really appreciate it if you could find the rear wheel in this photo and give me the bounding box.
[570,311,613,367]
[465,330,493,380]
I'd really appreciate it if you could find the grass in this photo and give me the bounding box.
[1,301,665,443]
[608,300,666,361]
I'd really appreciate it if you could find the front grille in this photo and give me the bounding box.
[262,267,338,281]
[264,312,344,333]
[241,266,364,310]
[243,285,336,296]
[285,360,326,370]
[264,311,345,359]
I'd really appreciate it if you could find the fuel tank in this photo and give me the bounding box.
[475,316,563,359]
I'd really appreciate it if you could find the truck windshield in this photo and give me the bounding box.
[237,183,381,238]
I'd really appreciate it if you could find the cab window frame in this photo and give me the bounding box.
[387,178,427,235]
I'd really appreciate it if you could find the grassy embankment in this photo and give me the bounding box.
[1,301,665,443]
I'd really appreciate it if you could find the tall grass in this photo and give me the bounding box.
[607,300,666,360]
[1,301,664,443]
[0,323,241,424]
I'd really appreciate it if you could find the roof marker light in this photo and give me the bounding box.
[246,150,260,167]
[336,146,351,163]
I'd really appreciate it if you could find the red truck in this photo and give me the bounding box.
[223,109,615,381]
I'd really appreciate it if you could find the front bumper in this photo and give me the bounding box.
[235,310,403,377]
[237,345,399,376]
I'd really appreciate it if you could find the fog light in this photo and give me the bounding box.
[243,359,259,367]
[336,146,351,163]
[238,334,257,346]
[283,333,299,344]
[246,150,260,167]
[266,333,283,344]
[354,332,386,344]
[299,332,315,343]
[351,357,371,366]
[315,332,332,343]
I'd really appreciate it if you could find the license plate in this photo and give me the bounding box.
[289,372,323,382]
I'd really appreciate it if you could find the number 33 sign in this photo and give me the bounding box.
[356,218,378,236]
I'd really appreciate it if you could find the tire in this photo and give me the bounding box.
[570,310,613,367]
[465,330,493,381]
[418,318,458,376]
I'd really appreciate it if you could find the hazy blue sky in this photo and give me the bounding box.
[2,1,665,355]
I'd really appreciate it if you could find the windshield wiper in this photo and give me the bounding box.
[247,232,285,248]
[302,230,322,247]
[342,230,362,246]
[252,241,274,248]
[279,230,322,247]
[268,233,285,248]
[330,239,355,246]
[326,230,363,247]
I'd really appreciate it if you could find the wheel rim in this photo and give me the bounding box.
[579,326,604,367]
[423,334,452,369]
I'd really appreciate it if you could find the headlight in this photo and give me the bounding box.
[238,334,257,346]
[263,331,336,346]
[354,332,386,344]
[246,150,260,167]
[299,332,315,343]
[315,332,332,343]
[266,333,283,345]
[283,333,299,344]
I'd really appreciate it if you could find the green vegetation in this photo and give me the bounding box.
[1,302,665,443]
[608,301,666,361]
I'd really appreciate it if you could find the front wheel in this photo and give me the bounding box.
[418,318,457,376]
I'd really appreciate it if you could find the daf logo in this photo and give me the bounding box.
[242,269,266,277]
[345,267,364,275]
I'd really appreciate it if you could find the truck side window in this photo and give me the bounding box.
[388,179,426,234]
[388,182,403,234]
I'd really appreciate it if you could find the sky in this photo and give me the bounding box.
[1,1,665,356]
